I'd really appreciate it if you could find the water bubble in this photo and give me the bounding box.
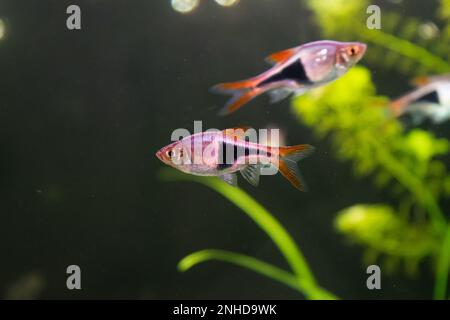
[215,0,239,6]
[418,22,439,40]
[171,0,200,13]
[0,19,6,40]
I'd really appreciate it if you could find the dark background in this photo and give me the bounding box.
[0,0,442,299]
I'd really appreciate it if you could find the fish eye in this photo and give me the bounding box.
[166,150,173,158]
[347,46,359,57]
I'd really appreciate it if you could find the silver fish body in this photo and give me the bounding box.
[157,131,276,176]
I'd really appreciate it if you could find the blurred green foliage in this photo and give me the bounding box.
[336,204,439,275]
[440,0,450,46]
[440,0,450,21]
[294,67,450,211]
[296,0,450,299]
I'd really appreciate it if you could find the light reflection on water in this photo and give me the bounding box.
[171,0,239,13]
[171,0,200,13]
[0,19,5,40]
[214,0,239,7]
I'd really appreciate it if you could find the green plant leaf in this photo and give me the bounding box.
[178,249,336,299]
[434,226,450,299]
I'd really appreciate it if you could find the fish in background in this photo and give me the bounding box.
[211,40,367,115]
[390,74,450,125]
[411,74,450,87]
[156,128,315,191]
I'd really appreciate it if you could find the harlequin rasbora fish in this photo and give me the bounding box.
[211,40,367,115]
[390,74,450,125]
[156,128,315,191]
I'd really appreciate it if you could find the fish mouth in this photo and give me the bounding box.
[155,149,165,162]
[358,43,367,57]
[355,42,367,61]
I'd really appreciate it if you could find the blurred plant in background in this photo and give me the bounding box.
[439,0,450,36]
[291,0,450,299]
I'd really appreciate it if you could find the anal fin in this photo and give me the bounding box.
[268,88,293,103]
[293,88,307,97]
[240,165,261,187]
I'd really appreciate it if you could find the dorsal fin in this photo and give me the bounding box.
[265,48,298,65]
[411,76,431,87]
[222,127,251,140]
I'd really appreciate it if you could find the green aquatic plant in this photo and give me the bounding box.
[293,66,450,299]
[294,0,450,300]
[440,0,450,23]
[335,204,439,275]
[160,168,337,300]
[440,0,450,44]
[160,1,450,300]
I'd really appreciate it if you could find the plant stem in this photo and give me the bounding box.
[434,224,450,299]
[178,249,337,300]
[160,169,333,298]
[205,179,316,284]
[359,28,450,73]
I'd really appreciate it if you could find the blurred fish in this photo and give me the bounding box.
[156,128,315,191]
[390,77,450,125]
[211,40,367,115]
[411,74,450,87]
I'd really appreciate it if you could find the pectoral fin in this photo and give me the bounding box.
[219,173,238,187]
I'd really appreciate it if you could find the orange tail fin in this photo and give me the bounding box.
[211,80,265,115]
[278,144,315,191]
